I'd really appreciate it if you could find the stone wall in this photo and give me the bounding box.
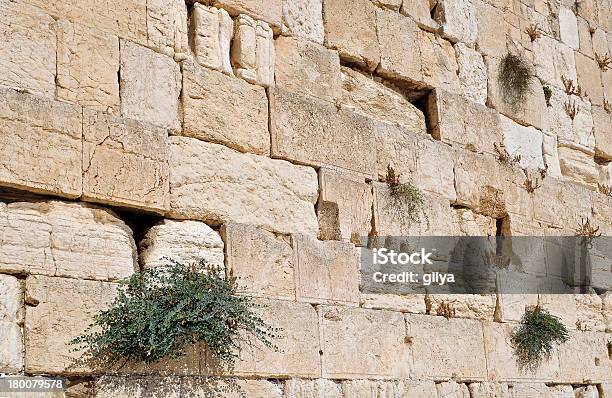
[0,0,611,396]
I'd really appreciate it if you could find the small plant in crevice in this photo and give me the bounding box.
[525,24,542,42]
[498,53,533,109]
[564,99,578,120]
[494,142,522,167]
[543,85,552,107]
[511,305,569,372]
[561,75,584,97]
[523,177,541,193]
[539,164,549,180]
[382,165,427,229]
[595,53,611,71]
[604,98,612,114]
[436,302,456,319]
[599,184,612,197]
[608,340,612,359]
[575,217,602,245]
[69,259,279,368]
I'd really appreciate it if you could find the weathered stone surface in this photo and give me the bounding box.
[398,380,438,397]
[283,379,341,398]
[255,20,276,87]
[320,306,411,379]
[231,15,276,87]
[436,381,470,398]
[190,4,233,74]
[575,386,600,398]
[376,8,422,82]
[416,138,458,202]
[500,114,545,171]
[511,383,555,397]
[182,61,269,155]
[559,7,580,50]
[419,30,460,92]
[473,0,508,57]
[575,51,604,105]
[454,208,497,235]
[340,67,426,132]
[0,0,56,96]
[282,0,324,44]
[0,201,137,280]
[577,16,594,58]
[400,0,439,31]
[169,137,319,235]
[341,380,398,397]
[147,0,188,61]
[545,87,595,149]
[433,0,478,45]
[427,294,496,320]
[94,376,180,397]
[468,382,512,398]
[533,177,593,228]
[543,133,562,177]
[593,106,612,161]
[534,37,577,91]
[213,0,283,30]
[360,292,427,314]
[119,40,181,130]
[275,36,342,102]
[374,122,420,184]
[82,110,169,211]
[140,220,224,269]
[0,87,82,197]
[556,330,612,383]
[0,274,22,373]
[601,382,612,398]
[456,42,488,105]
[222,223,295,299]
[558,144,599,187]
[270,88,376,177]
[322,0,380,70]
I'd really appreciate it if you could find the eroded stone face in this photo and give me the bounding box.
[283,379,341,398]
[559,7,580,50]
[232,15,275,87]
[213,0,283,31]
[433,0,478,45]
[147,0,188,61]
[0,274,22,373]
[558,145,599,187]
[456,43,488,105]
[500,114,545,171]
[282,0,324,43]
[376,8,422,82]
[190,4,233,74]
[419,30,460,93]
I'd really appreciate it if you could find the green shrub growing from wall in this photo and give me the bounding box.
[498,52,533,110]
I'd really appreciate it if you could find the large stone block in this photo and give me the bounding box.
[558,144,599,187]
[575,51,604,106]
[270,88,377,177]
[341,380,399,397]
[436,381,470,398]
[231,15,275,87]
[544,87,595,150]
[322,0,380,70]
[468,382,512,398]
[533,177,593,228]
[320,306,411,379]
[57,21,120,111]
[0,274,23,373]
[374,122,420,184]
[213,0,283,31]
[533,37,577,90]
[400,0,439,31]
[282,0,324,44]
[169,137,319,235]
[0,87,82,197]
[182,61,269,155]
[0,0,56,96]
[500,115,545,171]
[82,110,169,211]
[593,105,612,161]
[119,40,181,130]
[222,223,295,299]
[189,4,233,74]
[559,7,580,50]
[473,0,509,57]
[427,294,496,320]
[456,42,488,105]
[0,201,137,280]
[433,0,478,45]
[283,379,341,398]
[398,380,438,397]
[415,138,457,202]
[556,330,611,383]
[147,0,188,60]
[419,30,460,92]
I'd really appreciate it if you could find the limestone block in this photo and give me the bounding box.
[169,137,319,235]
[468,382,512,398]
[0,274,23,373]
[119,41,181,130]
[341,380,399,397]
[433,0,478,45]
[559,7,580,50]
[549,385,576,398]
[24,275,119,374]
[397,380,438,397]
[533,177,593,227]
[427,294,497,320]
[376,8,422,82]
[275,36,342,102]
[293,234,360,304]
[0,87,82,197]
[360,293,427,314]
[558,144,599,187]
[320,306,411,379]
[318,168,373,243]
[283,379,342,398]
[601,382,612,398]
[222,223,295,299]
[575,294,607,331]
[577,16,594,58]
[269,88,377,177]
[147,0,189,60]
[500,115,545,171]
[232,14,257,81]
[545,87,594,149]
[592,28,609,57]
[556,330,611,382]
[190,4,233,74]
[56,20,119,111]
[416,138,457,202]
[575,51,604,105]
[405,314,487,380]
[533,37,577,90]
[95,376,181,397]
[593,106,612,160]
[282,0,324,44]
[0,0,56,96]
[322,0,380,71]
[473,0,509,57]
[400,0,439,31]
[82,110,169,211]
[182,61,269,155]
[543,133,562,177]
[419,30,460,92]
[436,381,470,398]
[255,20,275,87]
[140,220,224,270]
[374,122,420,184]
[575,386,600,398]
[454,208,497,236]
[0,201,137,280]
[340,67,426,132]
[428,89,502,156]
[456,42,488,105]
[511,383,556,397]
[213,0,283,31]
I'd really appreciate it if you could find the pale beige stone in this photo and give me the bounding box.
[433,0,478,45]
[283,379,341,398]
[545,87,595,150]
[374,122,420,185]
[0,87,82,197]
[222,223,295,299]
[360,293,427,314]
[533,37,577,90]
[340,67,426,132]
[500,114,545,171]
[0,274,22,373]
[0,0,56,96]
[419,30,460,93]
[376,8,422,82]
[559,7,580,50]
[95,376,181,397]
[473,0,509,57]
[601,382,612,398]
[558,144,599,187]
[577,16,594,58]
[140,220,224,270]
[0,201,137,280]
[322,0,380,71]
[575,51,604,105]
[169,137,319,235]
[575,386,600,398]
[557,330,611,382]
[232,14,257,82]
[468,382,512,398]
[548,385,576,398]
[147,0,188,60]
[511,383,555,397]
[456,42,488,105]
[213,0,283,30]
[255,20,275,87]
[119,40,181,130]
[293,234,360,304]
[270,88,377,177]
[454,208,497,235]
[427,294,497,320]
[371,0,402,10]
[400,0,439,31]
[593,105,612,160]
[320,306,411,379]
[591,28,609,57]
[82,110,169,211]
[397,380,438,397]
[341,380,398,397]
[543,133,562,177]
[436,381,470,398]
[282,0,324,44]
[275,36,342,102]
[181,61,269,155]
[416,138,458,202]
[533,177,593,228]
[190,4,234,74]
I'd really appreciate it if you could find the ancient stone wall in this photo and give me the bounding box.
[0,0,611,396]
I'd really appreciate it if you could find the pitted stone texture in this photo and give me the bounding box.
[500,115,545,171]
[341,380,399,397]
[190,4,233,74]
[511,383,556,397]
[577,17,594,58]
[545,87,595,150]
[400,0,439,31]
[416,138,457,202]
[140,220,224,270]
[575,51,604,105]
[82,110,169,211]
[419,30,460,93]
[222,223,295,299]
[213,0,282,31]
[360,292,427,314]
[559,7,580,50]
[0,201,137,280]
[293,234,360,305]
[376,8,422,82]
[270,88,376,177]
[0,87,82,197]
[282,0,324,43]
[275,36,342,102]
[473,0,509,57]
[398,380,438,397]
[436,381,470,398]
[57,21,120,111]
[169,137,319,236]
[533,37,577,90]
[558,145,599,187]
[468,382,512,398]
[0,274,22,373]
[320,306,411,379]
[182,61,269,155]
[119,40,181,130]
[593,105,612,160]
[406,314,487,380]
[427,294,496,320]
[25,275,119,374]
[232,15,275,87]
[323,0,380,71]
[147,0,188,61]
[543,133,563,177]
[575,386,600,398]
[433,0,478,45]
[0,0,56,96]
[283,379,342,398]
[556,330,611,383]
[533,177,593,228]
[456,43,488,105]
[340,67,426,132]
[374,123,420,185]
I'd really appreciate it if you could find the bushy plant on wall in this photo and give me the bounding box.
[383,165,427,229]
[498,52,533,110]
[70,259,279,367]
[511,305,569,372]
